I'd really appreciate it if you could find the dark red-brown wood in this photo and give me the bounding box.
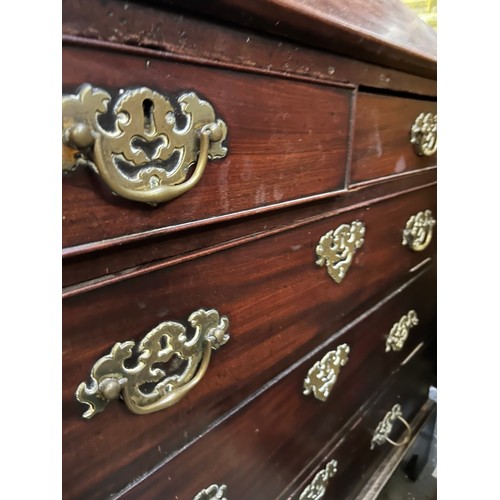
[63,170,436,289]
[63,45,351,249]
[63,2,437,498]
[62,187,436,498]
[62,0,437,96]
[121,290,436,499]
[350,92,437,185]
[156,0,437,79]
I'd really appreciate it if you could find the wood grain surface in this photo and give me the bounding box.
[63,45,351,249]
[62,186,436,498]
[62,0,437,96]
[63,170,436,289]
[121,275,436,499]
[350,93,437,184]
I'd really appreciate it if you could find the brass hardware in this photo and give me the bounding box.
[299,459,338,500]
[315,221,365,283]
[193,484,228,500]
[410,112,437,156]
[385,310,419,352]
[371,404,412,449]
[76,309,229,419]
[62,84,228,204]
[402,210,436,251]
[303,344,350,402]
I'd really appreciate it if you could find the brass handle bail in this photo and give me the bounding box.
[371,404,412,449]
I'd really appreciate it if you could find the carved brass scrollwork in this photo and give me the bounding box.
[385,310,419,352]
[62,84,228,204]
[410,112,437,156]
[315,221,365,283]
[193,484,228,500]
[402,210,436,251]
[76,309,229,419]
[299,459,338,500]
[371,404,412,449]
[303,344,350,402]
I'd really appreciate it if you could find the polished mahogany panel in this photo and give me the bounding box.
[350,93,437,185]
[63,45,351,249]
[63,170,436,289]
[63,187,436,498]
[121,272,436,499]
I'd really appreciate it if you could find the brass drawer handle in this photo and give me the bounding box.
[62,84,228,205]
[193,484,228,500]
[315,221,365,283]
[410,112,437,156]
[299,459,338,500]
[76,309,229,419]
[371,404,412,449]
[385,310,419,352]
[402,209,436,251]
[303,344,350,402]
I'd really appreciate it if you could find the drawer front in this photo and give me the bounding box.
[63,186,436,498]
[120,269,436,499]
[62,44,351,250]
[350,93,437,185]
[290,342,435,500]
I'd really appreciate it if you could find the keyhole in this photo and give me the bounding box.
[142,99,155,134]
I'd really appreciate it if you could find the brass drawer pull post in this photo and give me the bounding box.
[76,309,229,419]
[371,404,412,449]
[62,84,228,204]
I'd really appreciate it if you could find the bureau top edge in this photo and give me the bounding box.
[157,0,437,78]
[62,0,437,97]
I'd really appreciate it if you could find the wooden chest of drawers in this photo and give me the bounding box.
[62,1,437,498]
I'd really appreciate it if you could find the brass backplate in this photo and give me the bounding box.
[315,221,365,283]
[299,459,338,500]
[385,310,419,352]
[303,344,350,402]
[410,112,437,156]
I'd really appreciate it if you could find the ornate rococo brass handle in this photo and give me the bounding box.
[76,309,229,419]
[402,210,436,251]
[410,112,437,156]
[62,84,228,204]
[299,459,338,500]
[315,221,365,283]
[385,310,419,352]
[303,344,350,402]
[371,404,412,449]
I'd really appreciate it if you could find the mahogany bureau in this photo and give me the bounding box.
[62,1,437,498]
